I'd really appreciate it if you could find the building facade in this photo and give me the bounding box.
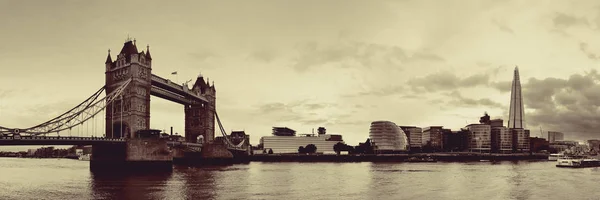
[369,121,409,152]
[465,124,491,152]
[511,128,530,152]
[260,134,344,154]
[548,131,564,143]
[492,126,512,153]
[443,129,468,152]
[423,126,443,151]
[400,126,422,150]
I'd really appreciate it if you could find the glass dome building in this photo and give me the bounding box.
[369,121,409,152]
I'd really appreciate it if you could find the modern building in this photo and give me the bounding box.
[443,129,468,152]
[422,126,443,151]
[511,128,530,152]
[369,121,409,153]
[259,127,344,154]
[492,126,512,153]
[508,66,525,129]
[530,137,549,153]
[465,124,492,152]
[400,126,422,151]
[548,131,564,143]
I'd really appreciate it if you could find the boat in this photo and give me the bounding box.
[556,156,600,168]
[548,153,564,161]
[78,154,91,161]
[405,157,437,162]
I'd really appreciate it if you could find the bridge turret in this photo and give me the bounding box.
[105,49,114,71]
[105,38,152,139]
[185,74,216,144]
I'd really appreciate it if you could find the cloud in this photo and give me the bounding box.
[343,85,407,98]
[491,81,512,92]
[553,12,589,28]
[249,49,279,63]
[255,100,340,125]
[444,91,504,109]
[406,71,490,92]
[491,19,514,34]
[579,42,599,60]
[0,90,13,99]
[524,69,600,139]
[291,40,445,72]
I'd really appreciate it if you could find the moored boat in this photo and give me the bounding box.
[405,157,437,162]
[556,156,600,168]
[548,153,564,161]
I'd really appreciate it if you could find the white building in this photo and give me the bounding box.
[260,134,344,154]
[370,121,409,152]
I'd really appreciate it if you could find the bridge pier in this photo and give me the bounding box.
[90,137,172,172]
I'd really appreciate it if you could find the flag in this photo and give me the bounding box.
[171,71,177,75]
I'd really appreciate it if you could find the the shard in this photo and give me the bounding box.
[508,66,524,129]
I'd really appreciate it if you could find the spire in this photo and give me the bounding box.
[105,49,112,64]
[508,65,524,129]
[145,44,152,60]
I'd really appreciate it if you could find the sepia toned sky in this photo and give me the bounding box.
[2,0,600,150]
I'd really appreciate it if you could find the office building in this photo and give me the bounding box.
[423,126,443,151]
[400,126,422,150]
[369,121,409,153]
[548,131,564,143]
[465,124,492,152]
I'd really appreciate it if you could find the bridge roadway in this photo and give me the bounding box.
[0,136,203,148]
[150,74,208,105]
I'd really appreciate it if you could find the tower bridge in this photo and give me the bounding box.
[0,39,250,171]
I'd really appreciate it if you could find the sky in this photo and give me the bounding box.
[2,0,600,150]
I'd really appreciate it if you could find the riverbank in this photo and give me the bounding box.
[249,153,549,162]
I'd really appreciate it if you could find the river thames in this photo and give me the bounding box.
[0,158,598,200]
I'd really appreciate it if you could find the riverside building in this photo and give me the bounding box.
[259,127,344,154]
[465,124,491,152]
[400,126,423,151]
[369,121,409,153]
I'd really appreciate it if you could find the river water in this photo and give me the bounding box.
[0,158,598,200]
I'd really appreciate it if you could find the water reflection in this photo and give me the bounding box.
[4,158,600,200]
[90,171,173,199]
[168,166,219,199]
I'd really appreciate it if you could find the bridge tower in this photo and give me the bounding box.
[185,75,216,144]
[104,39,152,139]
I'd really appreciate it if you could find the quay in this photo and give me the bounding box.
[249,153,549,162]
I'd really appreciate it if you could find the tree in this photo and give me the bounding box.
[298,146,306,154]
[333,142,344,155]
[305,144,317,154]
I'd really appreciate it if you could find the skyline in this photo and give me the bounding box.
[3,1,600,149]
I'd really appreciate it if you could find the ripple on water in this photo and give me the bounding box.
[2,158,600,199]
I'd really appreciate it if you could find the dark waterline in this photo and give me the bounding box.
[0,158,599,200]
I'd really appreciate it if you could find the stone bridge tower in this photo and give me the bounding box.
[104,39,152,139]
[185,75,216,144]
